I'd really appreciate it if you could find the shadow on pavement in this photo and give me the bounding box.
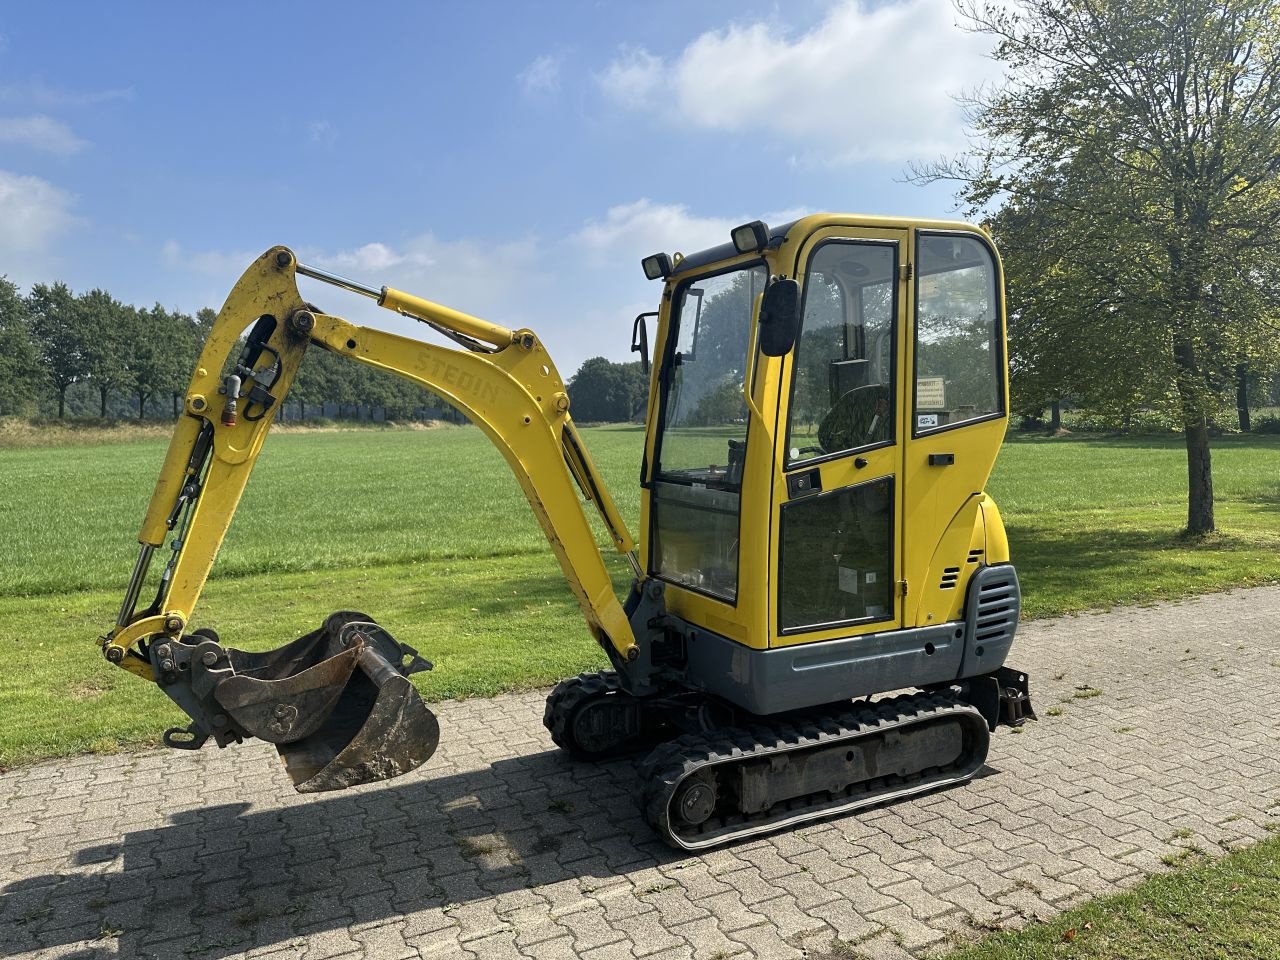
[2,738,994,958]
[1,745,678,958]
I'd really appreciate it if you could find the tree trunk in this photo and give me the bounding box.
[58,385,67,419]
[1049,400,1061,432]
[137,391,147,419]
[1184,417,1215,534]
[299,399,305,421]
[1171,304,1215,533]
[1236,363,1250,433]
[99,385,109,418]
[172,393,180,418]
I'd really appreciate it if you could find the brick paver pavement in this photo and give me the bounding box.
[3,586,1279,959]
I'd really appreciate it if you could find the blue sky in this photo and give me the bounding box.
[0,0,995,374]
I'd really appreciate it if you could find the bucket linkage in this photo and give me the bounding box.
[152,611,439,792]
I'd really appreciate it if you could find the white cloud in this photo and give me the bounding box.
[0,115,86,155]
[308,119,336,147]
[573,199,811,262]
[517,54,562,96]
[0,169,76,255]
[161,199,809,375]
[305,234,547,324]
[0,80,132,108]
[595,46,663,108]
[598,0,997,163]
[318,241,426,273]
[574,200,735,260]
[162,240,262,277]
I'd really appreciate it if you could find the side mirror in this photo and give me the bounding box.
[758,279,800,356]
[631,311,656,376]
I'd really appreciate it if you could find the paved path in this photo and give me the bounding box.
[3,586,1280,960]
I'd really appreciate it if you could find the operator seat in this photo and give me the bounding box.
[817,382,892,453]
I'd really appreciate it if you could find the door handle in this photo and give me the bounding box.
[854,457,868,469]
[928,453,955,466]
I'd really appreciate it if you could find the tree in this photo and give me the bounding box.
[78,288,133,417]
[567,357,647,422]
[292,345,351,419]
[169,307,218,416]
[0,277,40,416]
[126,304,193,418]
[690,376,747,425]
[917,0,1280,533]
[27,282,87,418]
[673,271,762,420]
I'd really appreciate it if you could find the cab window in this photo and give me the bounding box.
[786,240,898,465]
[650,262,767,602]
[914,234,1003,433]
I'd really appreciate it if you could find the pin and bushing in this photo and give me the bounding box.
[290,310,316,338]
[221,374,241,426]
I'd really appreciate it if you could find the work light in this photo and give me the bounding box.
[641,253,673,280]
[731,220,770,254]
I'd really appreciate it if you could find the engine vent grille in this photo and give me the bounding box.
[967,548,984,564]
[939,567,961,590]
[971,571,1019,644]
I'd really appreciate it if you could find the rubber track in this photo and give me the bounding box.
[638,691,988,850]
[543,670,621,754]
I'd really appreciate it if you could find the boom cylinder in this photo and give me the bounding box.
[296,261,516,349]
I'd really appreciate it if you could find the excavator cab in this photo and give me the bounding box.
[639,222,1016,681]
[102,214,1031,848]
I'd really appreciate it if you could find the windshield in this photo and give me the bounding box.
[649,261,766,603]
[654,263,767,486]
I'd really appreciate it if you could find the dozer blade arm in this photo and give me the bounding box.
[102,246,641,792]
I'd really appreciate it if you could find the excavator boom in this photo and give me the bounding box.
[103,246,642,790]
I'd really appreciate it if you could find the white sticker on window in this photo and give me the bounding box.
[917,413,939,429]
[916,377,946,408]
[838,566,860,595]
[865,571,877,584]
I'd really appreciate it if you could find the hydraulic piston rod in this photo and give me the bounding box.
[295,262,382,300]
[296,260,516,350]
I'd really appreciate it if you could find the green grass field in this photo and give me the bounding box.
[938,833,1280,960]
[1,425,1279,767]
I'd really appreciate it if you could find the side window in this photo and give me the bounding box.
[914,234,1002,433]
[786,241,897,464]
[656,265,767,483]
[651,263,767,603]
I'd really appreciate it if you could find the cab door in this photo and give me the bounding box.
[770,227,910,647]
[902,229,1009,629]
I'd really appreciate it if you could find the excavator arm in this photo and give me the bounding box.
[102,246,642,790]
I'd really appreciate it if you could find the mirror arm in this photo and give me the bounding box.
[631,312,655,377]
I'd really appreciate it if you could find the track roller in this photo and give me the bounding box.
[544,671,649,758]
[639,691,990,850]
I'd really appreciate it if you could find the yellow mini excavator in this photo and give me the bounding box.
[101,214,1033,849]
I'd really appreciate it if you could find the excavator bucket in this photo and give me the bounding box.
[208,612,439,792]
